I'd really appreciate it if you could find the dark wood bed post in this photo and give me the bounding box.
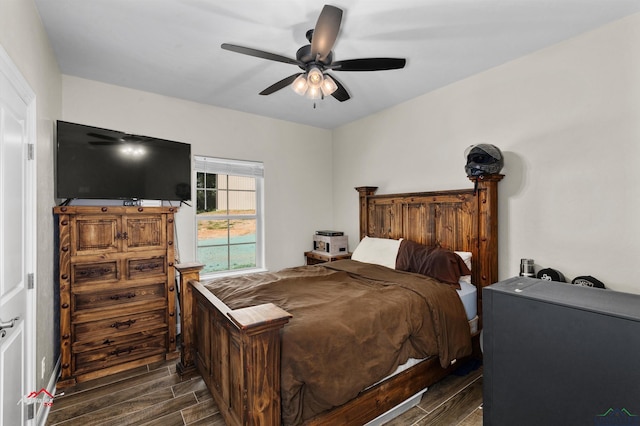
[175,263,292,425]
[175,262,204,376]
[355,186,378,241]
[470,174,503,287]
[469,174,503,324]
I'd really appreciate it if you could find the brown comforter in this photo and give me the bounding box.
[203,259,471,425]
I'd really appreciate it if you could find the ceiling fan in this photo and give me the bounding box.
[86,132,152,146]
[221,5,406,102]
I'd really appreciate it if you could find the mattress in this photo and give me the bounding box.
[456,276,477,320]
[371,275,477,387]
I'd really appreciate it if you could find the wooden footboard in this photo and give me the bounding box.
[176,263,292,426]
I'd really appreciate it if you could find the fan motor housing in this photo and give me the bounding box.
[296,45,333,67]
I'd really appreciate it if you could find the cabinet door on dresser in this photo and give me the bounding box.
[54,206,179,387]
[123,214,167,252]
[70,214,122,256]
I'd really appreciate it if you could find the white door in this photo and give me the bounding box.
[0,47,36,426]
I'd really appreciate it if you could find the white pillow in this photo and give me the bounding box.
[454,251,472,271]
[351,236,403,269]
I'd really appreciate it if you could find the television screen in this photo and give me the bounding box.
[55,121,191,202]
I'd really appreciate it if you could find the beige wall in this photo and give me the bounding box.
[0,0,62,390]
[61,76,333,273]
[332,13,640,294]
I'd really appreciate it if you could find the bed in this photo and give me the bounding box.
[175,175,502,425]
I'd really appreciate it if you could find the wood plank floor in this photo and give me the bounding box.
[46,360,483,426]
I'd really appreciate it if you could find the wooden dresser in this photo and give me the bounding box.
[53,205,180,387]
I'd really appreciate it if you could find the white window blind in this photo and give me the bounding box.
[194,156,264,178]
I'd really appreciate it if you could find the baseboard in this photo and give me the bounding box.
[36,356,60,426]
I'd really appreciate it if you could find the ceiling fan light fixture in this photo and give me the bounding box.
[292,74,309,96]
[307,85,323,99]
[320,74,338,96]
[307,66,324,88]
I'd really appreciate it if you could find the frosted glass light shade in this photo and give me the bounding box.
[307,67,323,88]
[292,74,308,96]
[307,86,322,99]
[321,75,338,96]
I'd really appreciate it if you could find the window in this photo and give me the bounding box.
[194,156,264,275]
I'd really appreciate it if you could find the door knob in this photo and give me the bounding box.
[0,316,19,331]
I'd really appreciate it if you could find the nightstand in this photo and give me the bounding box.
[304,251,352,265]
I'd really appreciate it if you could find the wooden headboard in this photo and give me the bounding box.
[356,175,502,319]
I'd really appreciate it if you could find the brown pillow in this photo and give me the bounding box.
[396,240,471,288]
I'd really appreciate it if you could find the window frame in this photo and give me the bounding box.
[194,156,265,277]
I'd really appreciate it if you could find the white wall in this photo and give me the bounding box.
[333,13,640,294]
[62,76,333,272]
[0,0,62,392]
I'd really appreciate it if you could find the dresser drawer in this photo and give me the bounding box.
[127,256,166,279]
[72,260,119,285]
[73,309,167,345]
[73,282,166,312]
[74,334,166,375]
[72,327,168,354]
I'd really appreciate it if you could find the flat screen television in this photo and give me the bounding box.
[55,121,191,202]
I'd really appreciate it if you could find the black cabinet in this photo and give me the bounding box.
[483,277,640,426]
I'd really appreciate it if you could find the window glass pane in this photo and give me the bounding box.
[197,219,229,245]
[196,190,204,212]
[228,175,256,191]
[196,190,217,213]
[196,172,205,189]
[218,174,229,189]
[213,189,228,215]
[205,173,217,189]
[228,190,256,215]
[205,190,217,212]
[229,219,256,244]
[230,243,256,270]
[198,245,229,274]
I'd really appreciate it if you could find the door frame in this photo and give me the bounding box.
[0,44,37,425]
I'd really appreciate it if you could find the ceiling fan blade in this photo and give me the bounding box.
[311,5,343,62]
[259,73,303,95]
[221,43,301,66]
[330,58,406,71]
[327,74,350,102]
[87,132,120,141]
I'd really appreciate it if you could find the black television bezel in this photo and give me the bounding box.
[55,120,192,202]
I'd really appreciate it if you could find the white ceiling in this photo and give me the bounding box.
[34,0,640,129]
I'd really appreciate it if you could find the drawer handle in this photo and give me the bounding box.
[77,267,113,278]
[134,262,161,272]
[109,345,136,356]
[116,232,129,240]
[110,292,136,301]
[111,319,137,329]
